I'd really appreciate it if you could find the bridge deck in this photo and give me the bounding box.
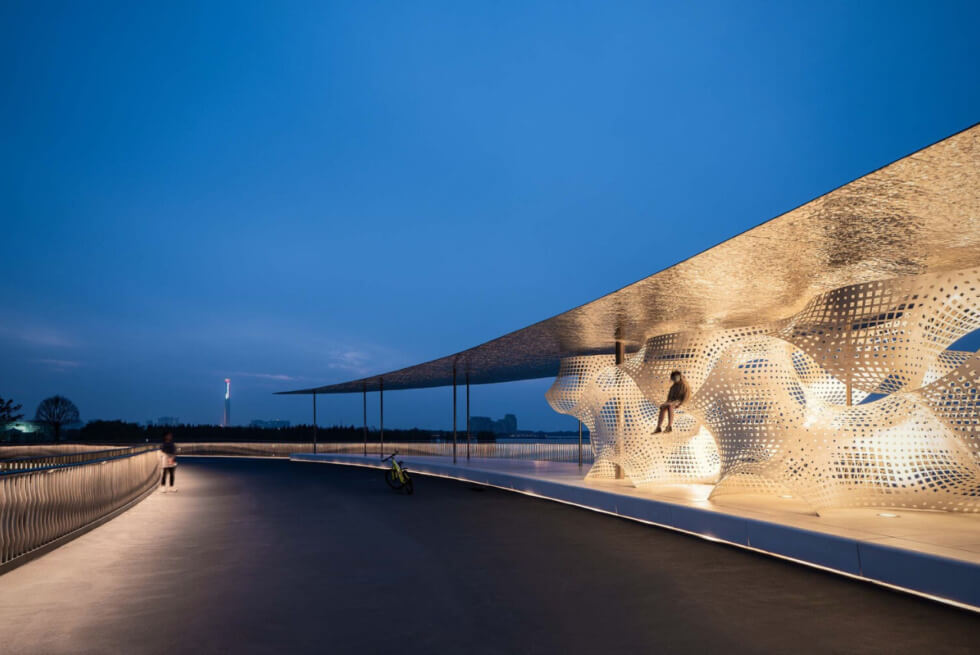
[1,458,978,654]
[293,452,980,609]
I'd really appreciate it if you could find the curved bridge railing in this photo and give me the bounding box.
[0,444,128,461]
[177,441,593,463]
[0,445,152,471]
[0,446,160,571]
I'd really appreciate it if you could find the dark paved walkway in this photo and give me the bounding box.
[1,458,978,654]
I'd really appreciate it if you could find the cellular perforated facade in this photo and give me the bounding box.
[547,269,980,513]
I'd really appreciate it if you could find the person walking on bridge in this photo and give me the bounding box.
[159,432,178,492]
[653,370,690,434]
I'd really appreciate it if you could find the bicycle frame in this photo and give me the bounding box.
[384,452,409,484]
[391,458,408,483]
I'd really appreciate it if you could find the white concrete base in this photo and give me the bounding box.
[291,452,980,612]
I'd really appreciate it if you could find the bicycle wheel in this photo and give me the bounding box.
[404,476,414,495]
[385,469,404,490]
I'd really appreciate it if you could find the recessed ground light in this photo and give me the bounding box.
[877,512,899,518]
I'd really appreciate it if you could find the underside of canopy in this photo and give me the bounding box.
[278,122,980,395]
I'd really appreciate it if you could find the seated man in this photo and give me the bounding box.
[653,370,689,434]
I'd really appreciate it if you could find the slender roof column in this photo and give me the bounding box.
[452,367,457,464]
[379,378,384,459]
[614,339,625,479]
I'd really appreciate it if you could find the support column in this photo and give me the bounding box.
[614,338,625,479]
[452,367,457,464]
[845,323,854,407]
[466,373,470,461]
[312,392,318,455]
[379,378,384,459]
[578,419,583,469]
[362,384,367,457]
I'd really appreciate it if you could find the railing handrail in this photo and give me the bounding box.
[1,445,129,460]
[173,441,595,464]
[1,440,596,465]
[0,445,158,474]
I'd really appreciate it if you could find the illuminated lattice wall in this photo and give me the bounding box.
[546,268,980,513]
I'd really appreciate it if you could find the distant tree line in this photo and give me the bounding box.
[72,420,500,445]
[4,394,580,445]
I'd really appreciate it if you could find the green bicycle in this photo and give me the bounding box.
[381,451,414,494]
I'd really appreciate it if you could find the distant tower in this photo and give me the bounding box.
[223,378,231,427]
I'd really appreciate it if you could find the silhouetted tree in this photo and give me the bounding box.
[35,395,80,441]
[0,397,23,424]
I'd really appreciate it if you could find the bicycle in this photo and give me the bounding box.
[381,451,414,494]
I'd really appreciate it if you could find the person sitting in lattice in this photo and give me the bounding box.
[653,370,690,434]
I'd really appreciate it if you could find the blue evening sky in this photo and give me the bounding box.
[2,1,979,430]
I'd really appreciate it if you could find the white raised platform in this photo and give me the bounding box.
[291,452,980,612]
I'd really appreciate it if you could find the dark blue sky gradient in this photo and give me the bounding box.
[2,1,979,430]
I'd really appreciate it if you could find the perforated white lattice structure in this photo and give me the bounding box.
[546,268,980,513]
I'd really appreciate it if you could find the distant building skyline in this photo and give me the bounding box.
[250,419,291,429]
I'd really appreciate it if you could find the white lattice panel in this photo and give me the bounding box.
[778,269,980,395]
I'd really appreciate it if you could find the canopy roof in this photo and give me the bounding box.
[279,123,980,395]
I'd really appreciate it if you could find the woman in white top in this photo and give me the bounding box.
[159,432,178,492]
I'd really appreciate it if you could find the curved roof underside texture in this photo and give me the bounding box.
[279,123,980,395]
